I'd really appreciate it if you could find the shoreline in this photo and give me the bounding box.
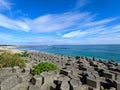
[0,45,119,65]
[18,49,120,65]
[16,45,120,63]
[0,45,120,90]
[0,45,23,53]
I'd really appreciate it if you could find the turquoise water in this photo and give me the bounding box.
[18,45,120,63]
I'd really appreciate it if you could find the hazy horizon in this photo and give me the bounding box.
[1,43,120,46]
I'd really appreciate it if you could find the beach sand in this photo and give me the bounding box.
[0,46,23,53]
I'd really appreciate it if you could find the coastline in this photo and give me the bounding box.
[0,45,119,65]
[0,45,120,90]
[0,45,23,53]
[16,45,120,63]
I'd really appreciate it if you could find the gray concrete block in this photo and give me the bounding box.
[116,81,120,90]
[60,81,70,90]
[41,72,55,84]
[70,78,81,90]
[18,74,31,83]
[29,84,41,90]
[104,71,115,80]
[0,67,12,76]
[10,82,29,90]
[0,75,18,90]
[22,67,31,74]
[109,87,116,90]
[40,83,55,90]
[30,75,43,86]
[12,66,21,73]
[80,85,88,90]
[60,69,71,76]
[87,77,100,89]
[56,75,70,82]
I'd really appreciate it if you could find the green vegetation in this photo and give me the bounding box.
[15,51,29,57]
[0,51,27,68]
[32,62,58,75]
[21,51,29,57]
[0,50,4,52]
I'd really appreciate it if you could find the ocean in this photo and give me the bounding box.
[18,45,120,63]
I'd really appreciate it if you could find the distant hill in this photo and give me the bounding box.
[0,45,16,46]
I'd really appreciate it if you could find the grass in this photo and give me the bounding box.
[15,51,29,57]
[32,62,58,75]
[0,50,27,68]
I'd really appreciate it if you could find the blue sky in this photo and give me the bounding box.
[0,0,120,45]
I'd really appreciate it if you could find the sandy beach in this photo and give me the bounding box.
[0,46,23,53]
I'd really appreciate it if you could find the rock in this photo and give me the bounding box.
[30,75,43,86]
[75,56,80,59]
[40,83,50,90]
[41,71,55,84]
[29,84,41,90]
[60,69,71,76]
[60,81,70,90]
[22,67,30,74]
[0,75,18,90]
[87,77,100,89]
[18,73,31,83]
[116,81,120,90]
[109,87,116,90]
[70,78,81,90]
[12,66,21,73]
[103,71,115,80]
[0,67,12,76]
[79,85,88,90]
[10,82,29,90]
[100,85,104,90]
[108,60,117,66]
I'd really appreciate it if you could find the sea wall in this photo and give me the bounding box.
[0,51,120,90]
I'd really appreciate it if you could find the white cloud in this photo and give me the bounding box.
[86,37,120,44]
[84,18,116,27]
[0,0,12,10]
[30,12,89,33]
[56,32,62,36]
[0,0,119,45]
[62,30,87,38]
[26,35,120,45]
[32,37,85,45]
[96,25,120,35]
[0,12,91,33]
[75,0,89,9]
[1,11,119,45]
[0,32,12,40]
[30,12,116,33]
[0,14,30,32]
[112,24,120,29]
[62,26,106,38]
[62,24,120,43]
[0,11,119,45]
[0,11,117,34]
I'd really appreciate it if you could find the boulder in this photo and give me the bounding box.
[0,75,18,90]
[103,71,115,80]
[18,73,31,83]
[70,78,81,90]
[87,77,100,89]
[60,81,70,90]
[30,75,43,86]
[60,69,71,76]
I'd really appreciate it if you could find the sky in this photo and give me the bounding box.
[0,0,120,45]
